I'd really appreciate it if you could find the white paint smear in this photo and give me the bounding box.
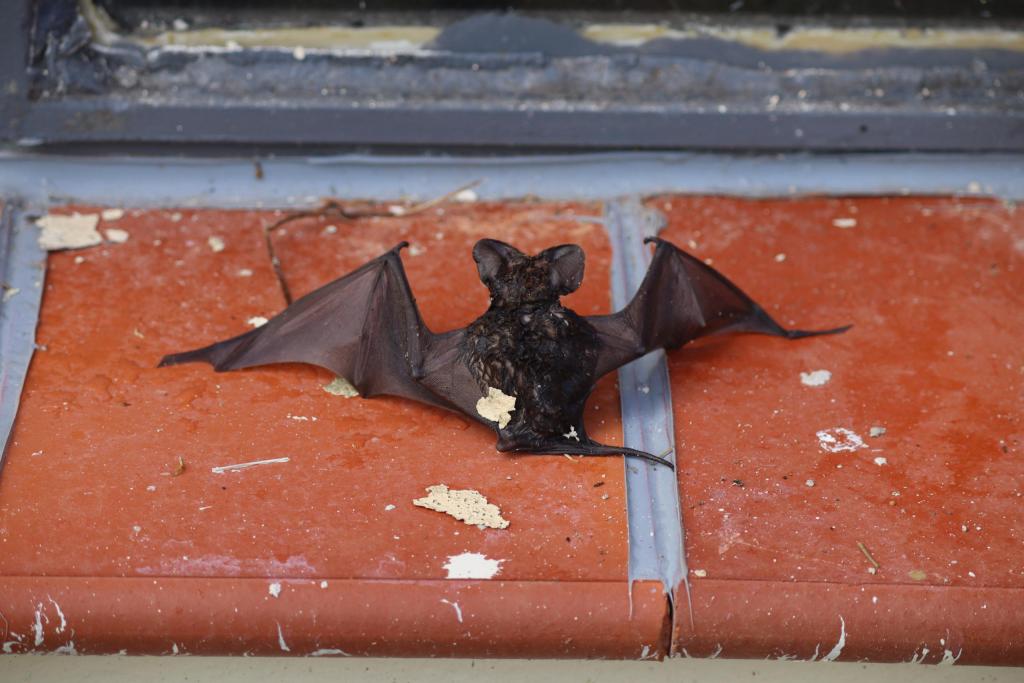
[443,552,503,579]
[47,596,67,633]
[440,599,464,623]
[821,616,847,662]
[800,369,832,387]
[211,457,289,474]
[104,228,130,243]
[36,213,102,251]
[246,316,269,328]
[276,623,290,652]
[413,484,509,529]
[476,387,516,428]
[817,428,867,453]
[32,605,45,646]
[310,648,351,657]
[268,582,281,598]
[939,648,962,666]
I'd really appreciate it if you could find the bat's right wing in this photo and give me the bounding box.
[589,237,850,378]
[160,242,460,413]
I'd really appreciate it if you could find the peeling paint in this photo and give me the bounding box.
[440,598,464,623]
[104,228,130,243]
[821,616,847,662]
[101,208,125,221]
[413,484,509,529]
[817,428,867,453]
[476,386,516,428]
[443,552,504,579]
[323,376,359,397]
[36,213,102,251]
[800,369,832,386]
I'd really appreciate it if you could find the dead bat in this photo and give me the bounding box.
[160,238,849,468]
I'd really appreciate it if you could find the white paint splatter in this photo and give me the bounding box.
[53,641,78,655]
[639,644,657,660]
[939,648,962,666]
[909,645,930,664]
[805,479,815,487]
[276,623,290,652]
[2,642,17,654]
[692,569,707,577]
[36,213,102,251]
[211,457,289,474]
[101,208,125,221]
[207,236,226,252]
[800,369,832,387]
[246,316,269,328]
[268,582,281,598]
[443,552,503,579]
[440,599,464,623]
[319,581,328,589]
[873,457,888,466]
[310,648,351,657]
[47,596,67,633]
[832,217,858,229]
[476,387,516,428]
[104,228,130,244]
[32,605,45,646]
[287,413,316,422]
[817,428,867,453]
[708,644,723,659]
[870,426,887,437]
[563,425,580,441]
[821,616,847,662]
[171,643,180,654]
[413,484,509,529]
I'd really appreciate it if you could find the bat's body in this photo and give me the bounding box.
[161,238,849,468]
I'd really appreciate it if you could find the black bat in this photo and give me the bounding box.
[160,238,849,468]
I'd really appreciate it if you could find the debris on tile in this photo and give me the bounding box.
[237,268,254,277]
[476,387,516,428]
[73,256,85,265]
[413,484,510,529]
[816,427,867,453]
[246,316,269,328]
[387,205,406,216]
[857,541,880,570]
[166,456,186,477]
[908,569,927,581]
[210,457,290,474]
[832,217,858,229]
[268,582,281,598]
[800,369,832,387]
[104,228,130,244]
[442,552,504,579]
[323,225,338,234]
[693,569,708,577]
[287,414,316,422]
[774,253,787,263]
[276,623,290,652]
[292,46,306,60]
[323,376,359,397]
[101,208,125,221]
[454,188,478,203]
[869,426,887,438]
[36,212,102,251]
[384,504,396,511]
[873,457,888,466]
[170,212,183,222]
[805,479,815,487]
[2,286,19,303]
[207,236,226,252]
[133,328,145,339]
[407,243,426,256]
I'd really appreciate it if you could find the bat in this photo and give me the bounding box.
[160,238,849,468]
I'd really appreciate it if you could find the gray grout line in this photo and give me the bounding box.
[0,204,46,468]
[605,198,687,609]
[0,152,1023,208]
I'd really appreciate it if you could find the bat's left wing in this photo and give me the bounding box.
[588,237,850,378]
[160,242,463,414]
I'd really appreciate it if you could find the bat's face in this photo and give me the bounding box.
[472,239,585,309]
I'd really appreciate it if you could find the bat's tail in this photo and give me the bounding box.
[739,305,852,341]
[158,328,260,370]
[158,344,219,368]
[783,324,852,339]
[527,441,675,470]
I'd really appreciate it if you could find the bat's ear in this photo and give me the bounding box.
[473,239,520,284]
[543,244,585,295]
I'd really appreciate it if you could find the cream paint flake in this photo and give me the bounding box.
[323,376,359,397]
[35,213,102,251]
[104,228,130,243]
[413,484,509,530]
[476,387,516,428]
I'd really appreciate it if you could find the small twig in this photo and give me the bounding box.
[857,541,880,570]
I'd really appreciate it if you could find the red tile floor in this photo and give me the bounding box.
[0,196,1021,662]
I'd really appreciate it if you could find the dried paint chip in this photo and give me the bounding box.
[246,316,269,328]
[774,253,787,263]
[908,569,928,581]
[805,479,815,487]
[323,376,359,398]
[800,369,832,387]
[2,286,19,303]
[816,428,867,453]
[237,268,254,277]
[443,552,503,579]
[413,484,509,529]
[36,212,102,251]
[208,236,226,252]
[869,426,887,438]
[268,582,281,598]
[832,217,858,229]
[454,188,478,202]
[692,569,708,578]
[101,208,125,221]
[104,228,130,244]
[476,386,516,428]
[873,457,888,466]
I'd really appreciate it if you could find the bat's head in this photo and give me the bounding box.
[473,239,585,308]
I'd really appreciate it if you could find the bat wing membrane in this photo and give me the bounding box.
[589,238,849,378]
[160,243,458,412]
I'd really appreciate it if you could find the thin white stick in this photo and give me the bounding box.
[210,457,290,474]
